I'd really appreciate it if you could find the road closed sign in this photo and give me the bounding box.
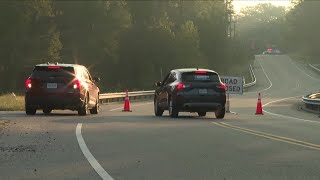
[220,76,243,94]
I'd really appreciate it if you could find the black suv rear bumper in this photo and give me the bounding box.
[25,94,84,110]
[173,95,226,112]
[181,102,223,111]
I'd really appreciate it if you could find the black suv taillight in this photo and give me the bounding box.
[176,83,186,90]
[216,83,227,91]
[25,78,32,89]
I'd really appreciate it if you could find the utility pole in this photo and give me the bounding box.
[225,0,233,39]
[233,16,236,39]
[229,11,232,39]
[225,0,229,38]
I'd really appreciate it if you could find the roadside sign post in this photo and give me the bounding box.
[220,76,244,114]
[226,94,231,113]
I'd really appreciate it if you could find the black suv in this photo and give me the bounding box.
[154,69,226,118]
[25,63,100,116]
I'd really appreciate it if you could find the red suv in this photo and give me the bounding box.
[25,63,100,116]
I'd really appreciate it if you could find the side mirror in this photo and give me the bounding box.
[155,82,162,87]
[93,77,100,82]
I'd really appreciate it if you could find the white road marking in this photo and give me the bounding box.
[263,109,320,124]
[245,56,320,124]
[109,102,153,112]
[257,56,273,92]
[74,56,319,180]
[76,123,114,180]
[244,56,273,95]
[289,57,320,81]
[263,95,302,107]
[75,102,153,179]
[262,95,320,124]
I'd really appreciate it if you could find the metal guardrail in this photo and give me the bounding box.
[302,64,320,113]
[244,64,256,88]
[99,90,154,103]
[302,94,320,113]
[309,64,320,73]
[99,65,257,103]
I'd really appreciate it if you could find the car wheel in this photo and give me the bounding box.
[43,108,52,114]
[215,107,225,119]
[169,98,179,118]
[90,99,99,114]
[154,98,164,116]
[26,106,36,115]
[78,95,89,116]
[198,112,206,117]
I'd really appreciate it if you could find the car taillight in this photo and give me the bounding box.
[25,78,32,89]
[48,66,61,69]
[195,70,207,74]
[73,79,81,89]
[176,83,185,90]
[221,83,227,91]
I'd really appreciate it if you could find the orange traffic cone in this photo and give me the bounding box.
[123,90,132,112]
[255,92,263,115]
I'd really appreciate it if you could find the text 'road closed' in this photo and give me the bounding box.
[220,76,243,94]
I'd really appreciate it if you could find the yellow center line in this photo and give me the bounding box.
[212,122,320,151]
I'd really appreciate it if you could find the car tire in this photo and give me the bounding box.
[78,95,89,116]
[169,98,179,118]
[26,106,36,115]
[215,107,225,119]
[43,108,52,114]
[198,112,206,117]
[154,98,164,116]
[90,99,99,114]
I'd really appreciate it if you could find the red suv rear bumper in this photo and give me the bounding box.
[25,93,83,110]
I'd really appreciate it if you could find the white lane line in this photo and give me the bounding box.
[109,102,153,112]
[244,56,273,95]
[289,57,320,81]
[75,102,153,179]
[76,123,114,180]
[262,95,320,124]
[263,110,320,124]
[245,56,320,124]
[263,95,302,107]
[256,56,273,92]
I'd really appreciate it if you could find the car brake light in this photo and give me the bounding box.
[48,66,60,69]
[25,78,32,89]
[221,83,227,91]
[195,70,207,74]
[176,83,185,90]
[73,79,81,89]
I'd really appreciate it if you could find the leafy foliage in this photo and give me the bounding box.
[0,0,250,92]
[237,3,287,54]
[286,1,320,60]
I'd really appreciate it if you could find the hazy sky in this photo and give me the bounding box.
[233,0,292,13]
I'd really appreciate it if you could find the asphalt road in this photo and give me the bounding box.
[1,55,320,180]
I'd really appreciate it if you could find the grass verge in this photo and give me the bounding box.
[0,94,24,111]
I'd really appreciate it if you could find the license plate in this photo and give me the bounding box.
[199,89,207,94]
[47,83,57,89]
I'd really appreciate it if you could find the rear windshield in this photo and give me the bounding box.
[31,66,75,79]
[182,72,220,82]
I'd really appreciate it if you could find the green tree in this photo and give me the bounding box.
[0,0,57,91]
[0,0,248,92]
[285,1,320,59]
[237,3,287,53]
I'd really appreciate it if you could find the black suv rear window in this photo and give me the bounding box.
[31,66,75,79]
[182,72,220,82]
